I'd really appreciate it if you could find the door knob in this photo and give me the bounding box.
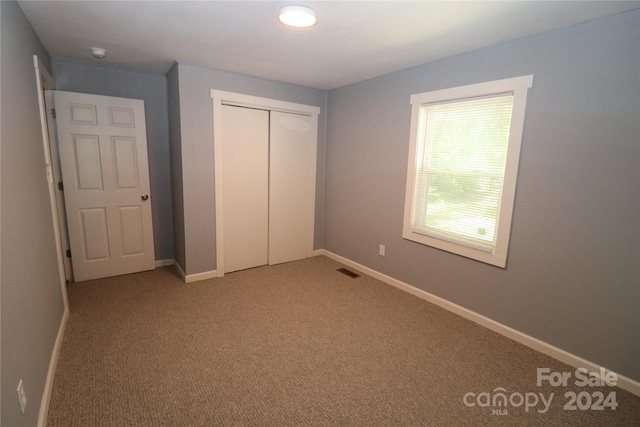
[141,194,149,201]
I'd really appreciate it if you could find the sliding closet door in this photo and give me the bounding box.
[221,105,269,273]
[269,111,315,265]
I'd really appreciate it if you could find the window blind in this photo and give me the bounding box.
[410,93,514,252]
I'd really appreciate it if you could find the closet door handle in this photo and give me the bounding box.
[141,194,149,201]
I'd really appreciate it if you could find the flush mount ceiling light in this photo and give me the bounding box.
[278,5,317,28]
[90,47,107,59]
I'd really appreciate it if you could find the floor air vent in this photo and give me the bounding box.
[337,267,360,278]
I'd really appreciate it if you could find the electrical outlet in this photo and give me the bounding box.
[17,380,27,414]
[379,244,386,256]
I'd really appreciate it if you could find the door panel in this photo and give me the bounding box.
[112,137,139,188]
[73,135,104,190]
[108,107,135,127]
[222,105,269,273]
[80,208,109,260]
[69,103,97,124]
[119,206,144,255]
[269,111,314,265]
[54,90,155,281]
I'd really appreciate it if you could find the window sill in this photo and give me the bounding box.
[402,228,507,268]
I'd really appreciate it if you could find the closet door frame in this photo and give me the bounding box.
[211,90,320,277]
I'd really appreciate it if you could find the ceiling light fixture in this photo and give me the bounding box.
[90,47,107,59]
[278,5,317,28]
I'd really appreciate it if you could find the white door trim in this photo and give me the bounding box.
[211,90,320,277]
[34,55,71,427]
[33,55,69,307]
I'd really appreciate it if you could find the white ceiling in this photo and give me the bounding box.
[18,1,640,90]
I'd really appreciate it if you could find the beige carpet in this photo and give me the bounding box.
[47,256,639,426]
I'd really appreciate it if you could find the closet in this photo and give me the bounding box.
[213,92,319,275]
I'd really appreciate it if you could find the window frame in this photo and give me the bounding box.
[402,75,533,268]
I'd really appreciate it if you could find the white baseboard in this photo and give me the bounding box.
[315,249,640,397]
[173,261,217,283]
[184,269,218,283]
[155,259,174,267]
[38,306,69,427]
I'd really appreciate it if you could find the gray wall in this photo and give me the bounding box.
[1,1,67,425]
[324,10,640,381]
[169,63,327,275]
[166,63,186,271]
[51,60,174,261]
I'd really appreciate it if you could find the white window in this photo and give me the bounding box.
[403,75,533,267]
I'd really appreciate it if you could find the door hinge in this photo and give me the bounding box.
[66,249,71,258]
[50,108,56,119]
[57,181,64,191]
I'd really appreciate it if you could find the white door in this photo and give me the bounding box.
[53,91,155,281]
[220,105,316,273]
[222,105,269,273]
[269,111,315,265]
